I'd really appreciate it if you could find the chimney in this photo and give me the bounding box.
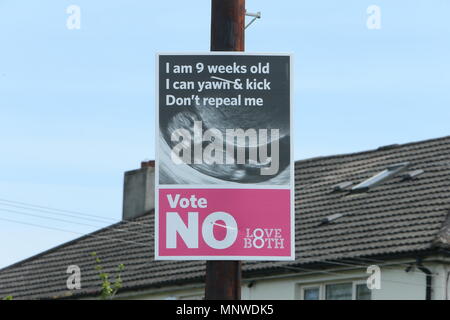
[122,160,155,220]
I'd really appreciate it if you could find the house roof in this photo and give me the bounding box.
[1,136,450,299]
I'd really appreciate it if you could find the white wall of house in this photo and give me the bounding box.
[119,259,450,300]
[430,264,450,300]
[372,267,426,299]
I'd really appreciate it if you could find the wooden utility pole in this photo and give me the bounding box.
[205,0,245,300]
[210,0,245,51]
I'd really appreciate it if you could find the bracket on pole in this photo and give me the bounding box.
[245,10,261,29]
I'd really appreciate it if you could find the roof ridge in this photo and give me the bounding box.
[295,135,450,165]
[0,213,152,274]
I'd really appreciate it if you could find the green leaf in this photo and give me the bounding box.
[92,253,125,299]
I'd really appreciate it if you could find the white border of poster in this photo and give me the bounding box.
[155,52,294,261]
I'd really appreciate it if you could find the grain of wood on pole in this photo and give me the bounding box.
[204,0,245,300]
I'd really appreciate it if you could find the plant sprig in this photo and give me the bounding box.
[91,252,125,299]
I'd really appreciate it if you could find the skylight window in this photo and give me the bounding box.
[402,169,424,180]
[352,162,410,191]
[319,213,344,225]
[333,181,353,192]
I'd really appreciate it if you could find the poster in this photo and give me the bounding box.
[155,53,294,260]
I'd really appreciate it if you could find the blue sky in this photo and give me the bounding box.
[0,0,449,268]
